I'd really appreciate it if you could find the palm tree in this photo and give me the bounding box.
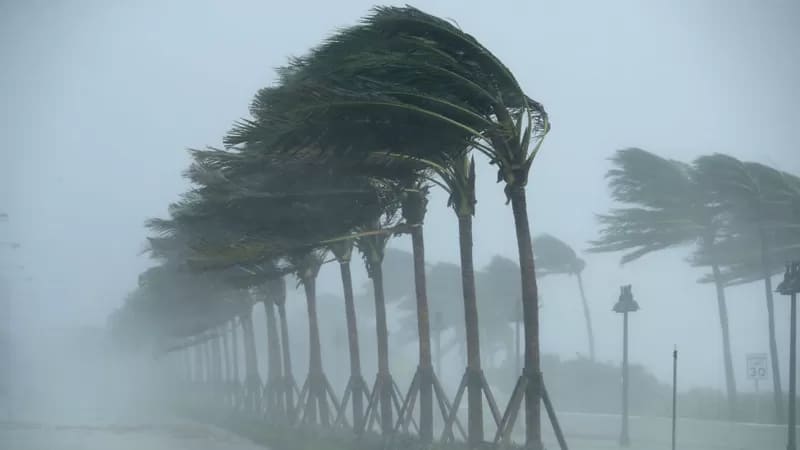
[588,148,739,420]
[327,239,368,430]
[269,276,297,416]
[693,154,800,421]
[260,281,285,416]
[398,184,436,440]
[354,217,398,434]
[287,249,336,425]
[534,234,595,361]
[238,297,262,412]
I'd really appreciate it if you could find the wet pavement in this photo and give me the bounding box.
[0,419,267,450]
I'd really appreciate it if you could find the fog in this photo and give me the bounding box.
[1,1,799,449]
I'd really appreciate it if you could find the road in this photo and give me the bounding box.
[0,419,266,450]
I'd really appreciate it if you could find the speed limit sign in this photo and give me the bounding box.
[746,353,769,380]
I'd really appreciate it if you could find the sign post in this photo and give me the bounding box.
[746,353,769,422]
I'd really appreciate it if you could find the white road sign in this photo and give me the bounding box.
[746,353,769,381]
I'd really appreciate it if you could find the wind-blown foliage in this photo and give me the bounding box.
[588,148,739,419]
[114,5,555,446]
[588,149,711,262]
[691,153,800,421]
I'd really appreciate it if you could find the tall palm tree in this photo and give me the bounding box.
[534,234,595,361]
[327,238,368,430]
[287,249,335,425]
[261,281,285,416]
[270,276,297,415]
[238,298,262,412]
[588,148,739,420]
[398,183,435,441]
[693,154,800,421]
[355,218,397,434]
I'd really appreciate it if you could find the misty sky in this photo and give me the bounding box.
[2,0,799,390]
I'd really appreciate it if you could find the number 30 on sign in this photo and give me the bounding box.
[746,353,768,380]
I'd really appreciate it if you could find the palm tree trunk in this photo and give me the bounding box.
[509,185,543,449]
[203,339,214,385]
[339,259,364,430]
[759,225,785,422]
[240,307,261,411]
[515,317,521,376]
[302,275,326,423]
[221,325,231,383]
[370,261,394,434]
[211,331,222,388]
[276,298,295,413]
[575,273,596,361]
[458,214,484,445]
[711,262,738,420]
[231,320,240,384]
[264,299,283,414]
[193,343,202,384]
[411,225,434,442]
[230,320,240,409]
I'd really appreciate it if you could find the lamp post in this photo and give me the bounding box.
[614,284,639,447]
[778,262,800,450]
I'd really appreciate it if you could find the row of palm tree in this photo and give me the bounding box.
[111,6,556,449]
[589,148,800,422]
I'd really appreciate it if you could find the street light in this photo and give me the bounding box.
[614,284,639,447]
[778,262,800,450]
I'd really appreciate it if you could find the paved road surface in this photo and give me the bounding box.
[0,419,267,450]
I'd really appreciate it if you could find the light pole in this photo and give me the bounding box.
[778,262,800,450]
[614,284,639,447]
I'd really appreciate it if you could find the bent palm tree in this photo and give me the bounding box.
[589,148,738,420]
[327,239,368,430]
[355,216,399,435]
[534,234,595,361]
[693,154,800,421]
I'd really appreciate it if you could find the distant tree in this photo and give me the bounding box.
[693,154,800,421]
[533,234,595,361]
[476,255,521,368]
[589,148,739,420]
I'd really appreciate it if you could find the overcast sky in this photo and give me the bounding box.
[2,0,799,389]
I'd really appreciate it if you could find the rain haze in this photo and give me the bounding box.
[1,1,799,449]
